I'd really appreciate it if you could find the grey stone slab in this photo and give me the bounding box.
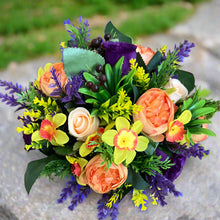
[1,1,220,219]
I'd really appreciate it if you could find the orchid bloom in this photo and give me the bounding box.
[102,117,149,165]
[66,156,88,177]
[166,110,192,142]
[32,113,69,146]
[79,127,105,157]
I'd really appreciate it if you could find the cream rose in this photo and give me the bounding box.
[164,78,188,103]
[68,107,99,141]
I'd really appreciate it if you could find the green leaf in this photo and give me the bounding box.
[188,127,216,136]
[192,107,215,118]
[126,167,149,190]
[54,145,74,156]
[144,139,159,156]
[113,56,124,86]
[145,51,163,73]
[183,98,193,110]
[83,72,99,84]
[85,98,98,104]
[188,99,205,111]
[105,21,132,44]
[63,48,105,78]
[136,52,147,72]
[132,84,139,103]
[24,154,58,194]
[188,119,211,126]
[105,64,114,94]
[175,69,195,93]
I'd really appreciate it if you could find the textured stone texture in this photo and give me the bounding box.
[0,0,220,219]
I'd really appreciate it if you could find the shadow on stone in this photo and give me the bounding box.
[0,206,19,220]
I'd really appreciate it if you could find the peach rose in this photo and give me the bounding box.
[191,116,208,143]
[39,62,68,97]
[68,107,99,141]
[136,45,155,65]
[164,78,188,103]
[79,155,128,194]
[133,88,175,142]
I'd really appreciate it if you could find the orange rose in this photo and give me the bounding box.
[68,107,99,141]
[39,62,68,97]
[79,155,128,194]
[191,117,208,143]
[136,45,155,65]
[133,88,175,142]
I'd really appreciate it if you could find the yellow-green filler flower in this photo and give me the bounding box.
[102,117,149,165]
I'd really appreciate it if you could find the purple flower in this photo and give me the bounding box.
[97,194,119,220]
[172,40,195,63]
[102,41,137,76]
[155,149,186,182]
[146,171,182,206]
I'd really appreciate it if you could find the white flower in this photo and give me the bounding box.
[165,78,188,103]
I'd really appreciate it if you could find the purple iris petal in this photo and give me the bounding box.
[155,148,186,182]
[102,41,137,76]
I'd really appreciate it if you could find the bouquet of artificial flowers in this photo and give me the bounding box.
[1,17,219,220]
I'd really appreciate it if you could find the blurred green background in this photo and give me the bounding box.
[0,0,208,70]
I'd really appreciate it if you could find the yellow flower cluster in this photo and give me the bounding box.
[34,97,58,115]
[132,189,149,211]
[110,89,142,120]
[130,59,150,91]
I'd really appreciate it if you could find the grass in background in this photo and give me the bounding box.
[119,3,193,37]
[0,0,208,70]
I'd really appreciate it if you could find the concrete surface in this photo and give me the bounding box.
[0,0,220,219]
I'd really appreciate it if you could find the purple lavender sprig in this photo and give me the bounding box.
[97,194,119,220]
[49,68,64,97]
[146,172,182,206]
[173,40,195,63]
[68,185,91,211]
[0,79,23,94]
[0,93,25,110]
[61,73,85,105]
[64,16,90,48]
[57,176,79,204]
[178,143,210,160]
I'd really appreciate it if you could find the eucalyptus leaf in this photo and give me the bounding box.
[54,145,74,156]
[175,69,195,93]
[144,139,159,156]
[126,167,149,190]
[105,21,132,44]
[24,154,58,194]
[63,48,105,78]
[146,51,163,73]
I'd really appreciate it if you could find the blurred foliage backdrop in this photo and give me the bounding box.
[0,0,207,69]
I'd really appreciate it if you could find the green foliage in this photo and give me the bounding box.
[94,143,114,171]
[149,49,179,89]
[105,21,132,43]
[203,99,220,119]
[40,159,72,180]
[54,145,74,156]
[24,154,59,194]
[174,69,195,93]
[63,48,105,78]
[16,84,40,109]
[131,154,173,176]
[126,167,149,190]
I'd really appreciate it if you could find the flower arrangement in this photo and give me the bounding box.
[1,16,220,219]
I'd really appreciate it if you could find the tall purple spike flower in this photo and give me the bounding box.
[146,172,182,206]
[64,16,90,48]
[68,185,91,211]
[57,176,79,204]
[173,40,195,63]
[97,194,119,220]
[0,79,23,94]
[178,143,210,160]
[49,68,64,97]
[61,72,85,105]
